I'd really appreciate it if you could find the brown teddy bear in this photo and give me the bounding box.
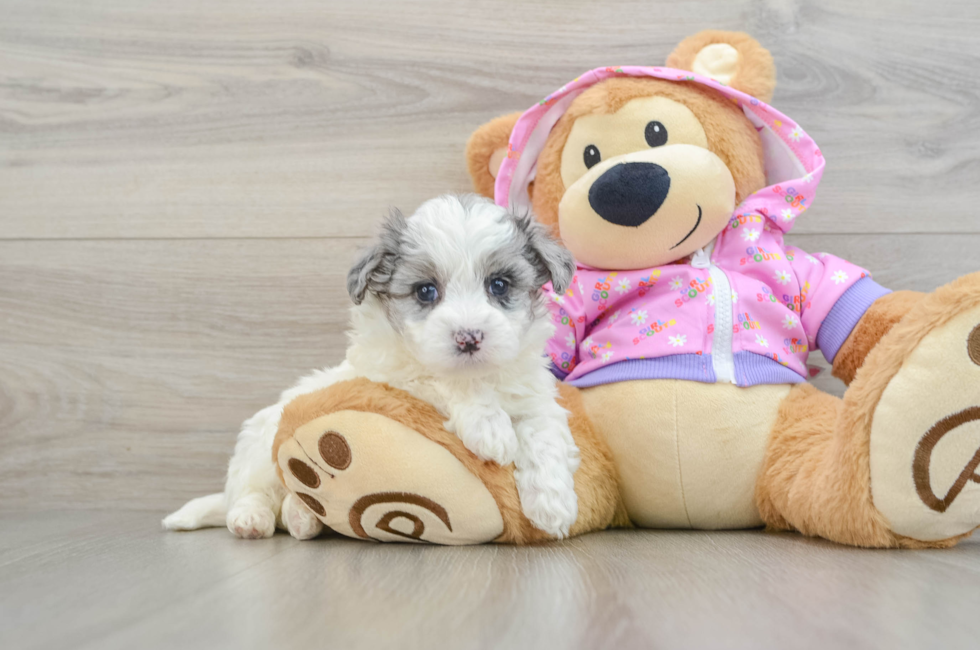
[273,30,980,548]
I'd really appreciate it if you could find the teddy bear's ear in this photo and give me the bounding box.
[465,112,522,199]
[666,30,776,103]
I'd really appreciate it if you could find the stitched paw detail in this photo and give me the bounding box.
[871,305,980,541]
[276,410,504,545]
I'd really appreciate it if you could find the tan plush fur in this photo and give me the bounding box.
[273,32,980,548]
[465,111,523,200]
[557,382,633,534]
[832,290,924,385]
[274,378,628,543]
[758,272,980,548]
[666,30,777,103]
[530,78,767,232]
[756,383,898,547]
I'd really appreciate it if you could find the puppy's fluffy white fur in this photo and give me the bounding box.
[164,194,581,540]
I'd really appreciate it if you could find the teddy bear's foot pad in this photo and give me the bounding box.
[277,410,504,545]
[870,290,980,542]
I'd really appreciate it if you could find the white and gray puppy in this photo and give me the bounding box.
[163,194,581,540]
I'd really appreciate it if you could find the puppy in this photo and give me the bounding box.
[163,194,581,540]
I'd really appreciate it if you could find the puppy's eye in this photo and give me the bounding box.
[644,121,668,147]
[488,277,509,297]
[415,283,439,303]
[583,144,601,169]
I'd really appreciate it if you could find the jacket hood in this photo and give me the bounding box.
[494,66,824,234]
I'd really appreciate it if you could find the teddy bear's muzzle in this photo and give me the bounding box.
[557,145,736,270]
[588,162,671,228]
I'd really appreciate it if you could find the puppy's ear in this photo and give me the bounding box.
[466,112,522,200]
[347,208,406,305]
[666,30,776,103]
[511,211,575,295]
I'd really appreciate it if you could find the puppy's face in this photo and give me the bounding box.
[348,194,574,375]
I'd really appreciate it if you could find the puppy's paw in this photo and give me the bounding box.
[281,493,324,541]
[516,470,579,539]
[227,504,276,540]
[448,406,518,466]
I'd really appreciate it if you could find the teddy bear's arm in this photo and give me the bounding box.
[831,290,926,385]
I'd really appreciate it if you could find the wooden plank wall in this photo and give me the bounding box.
[2,0,979,511]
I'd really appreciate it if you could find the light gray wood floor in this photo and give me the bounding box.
[2,511,978,650]
[2,1,980,648]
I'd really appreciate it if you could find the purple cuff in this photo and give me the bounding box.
[816,277,891,363]
[733,352,806,386]
[564,352,805,388]
[565,354,716,387]
[550,361,570,380]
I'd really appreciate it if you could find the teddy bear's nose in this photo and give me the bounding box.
[588,162,671,227]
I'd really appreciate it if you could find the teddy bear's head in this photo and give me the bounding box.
[467,31,779,271]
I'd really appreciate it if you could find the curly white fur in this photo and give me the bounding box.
[163,194,580,540]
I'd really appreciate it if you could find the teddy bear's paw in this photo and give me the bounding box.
[869,280,980,543]
[277,410,505,545]
[446,405,518,466]
[280,492,324,540]
[515,468,579,539]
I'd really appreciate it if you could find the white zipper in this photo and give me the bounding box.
[692,241,736,384]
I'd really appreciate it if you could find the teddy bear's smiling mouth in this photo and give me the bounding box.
[670,204,702,250]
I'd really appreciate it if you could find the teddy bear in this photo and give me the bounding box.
[272,30,980,548]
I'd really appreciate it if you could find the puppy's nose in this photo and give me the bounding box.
[588,162,670,227]
[454,329,484,354]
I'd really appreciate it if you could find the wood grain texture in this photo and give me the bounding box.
[3,3,980,646]
[1,235,978,511]
[1,0,979,238]
[0,511,978,650]
[1,0,979,514]
[0,238,361,510]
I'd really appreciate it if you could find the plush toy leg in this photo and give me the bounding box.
[273,378,627,545]
[755,383,900,547]
[757,272,980,548]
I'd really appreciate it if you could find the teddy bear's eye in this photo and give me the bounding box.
[645,121,668,147]
[584,144,602,169]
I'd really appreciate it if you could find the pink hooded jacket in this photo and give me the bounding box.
[495,67,890,388]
